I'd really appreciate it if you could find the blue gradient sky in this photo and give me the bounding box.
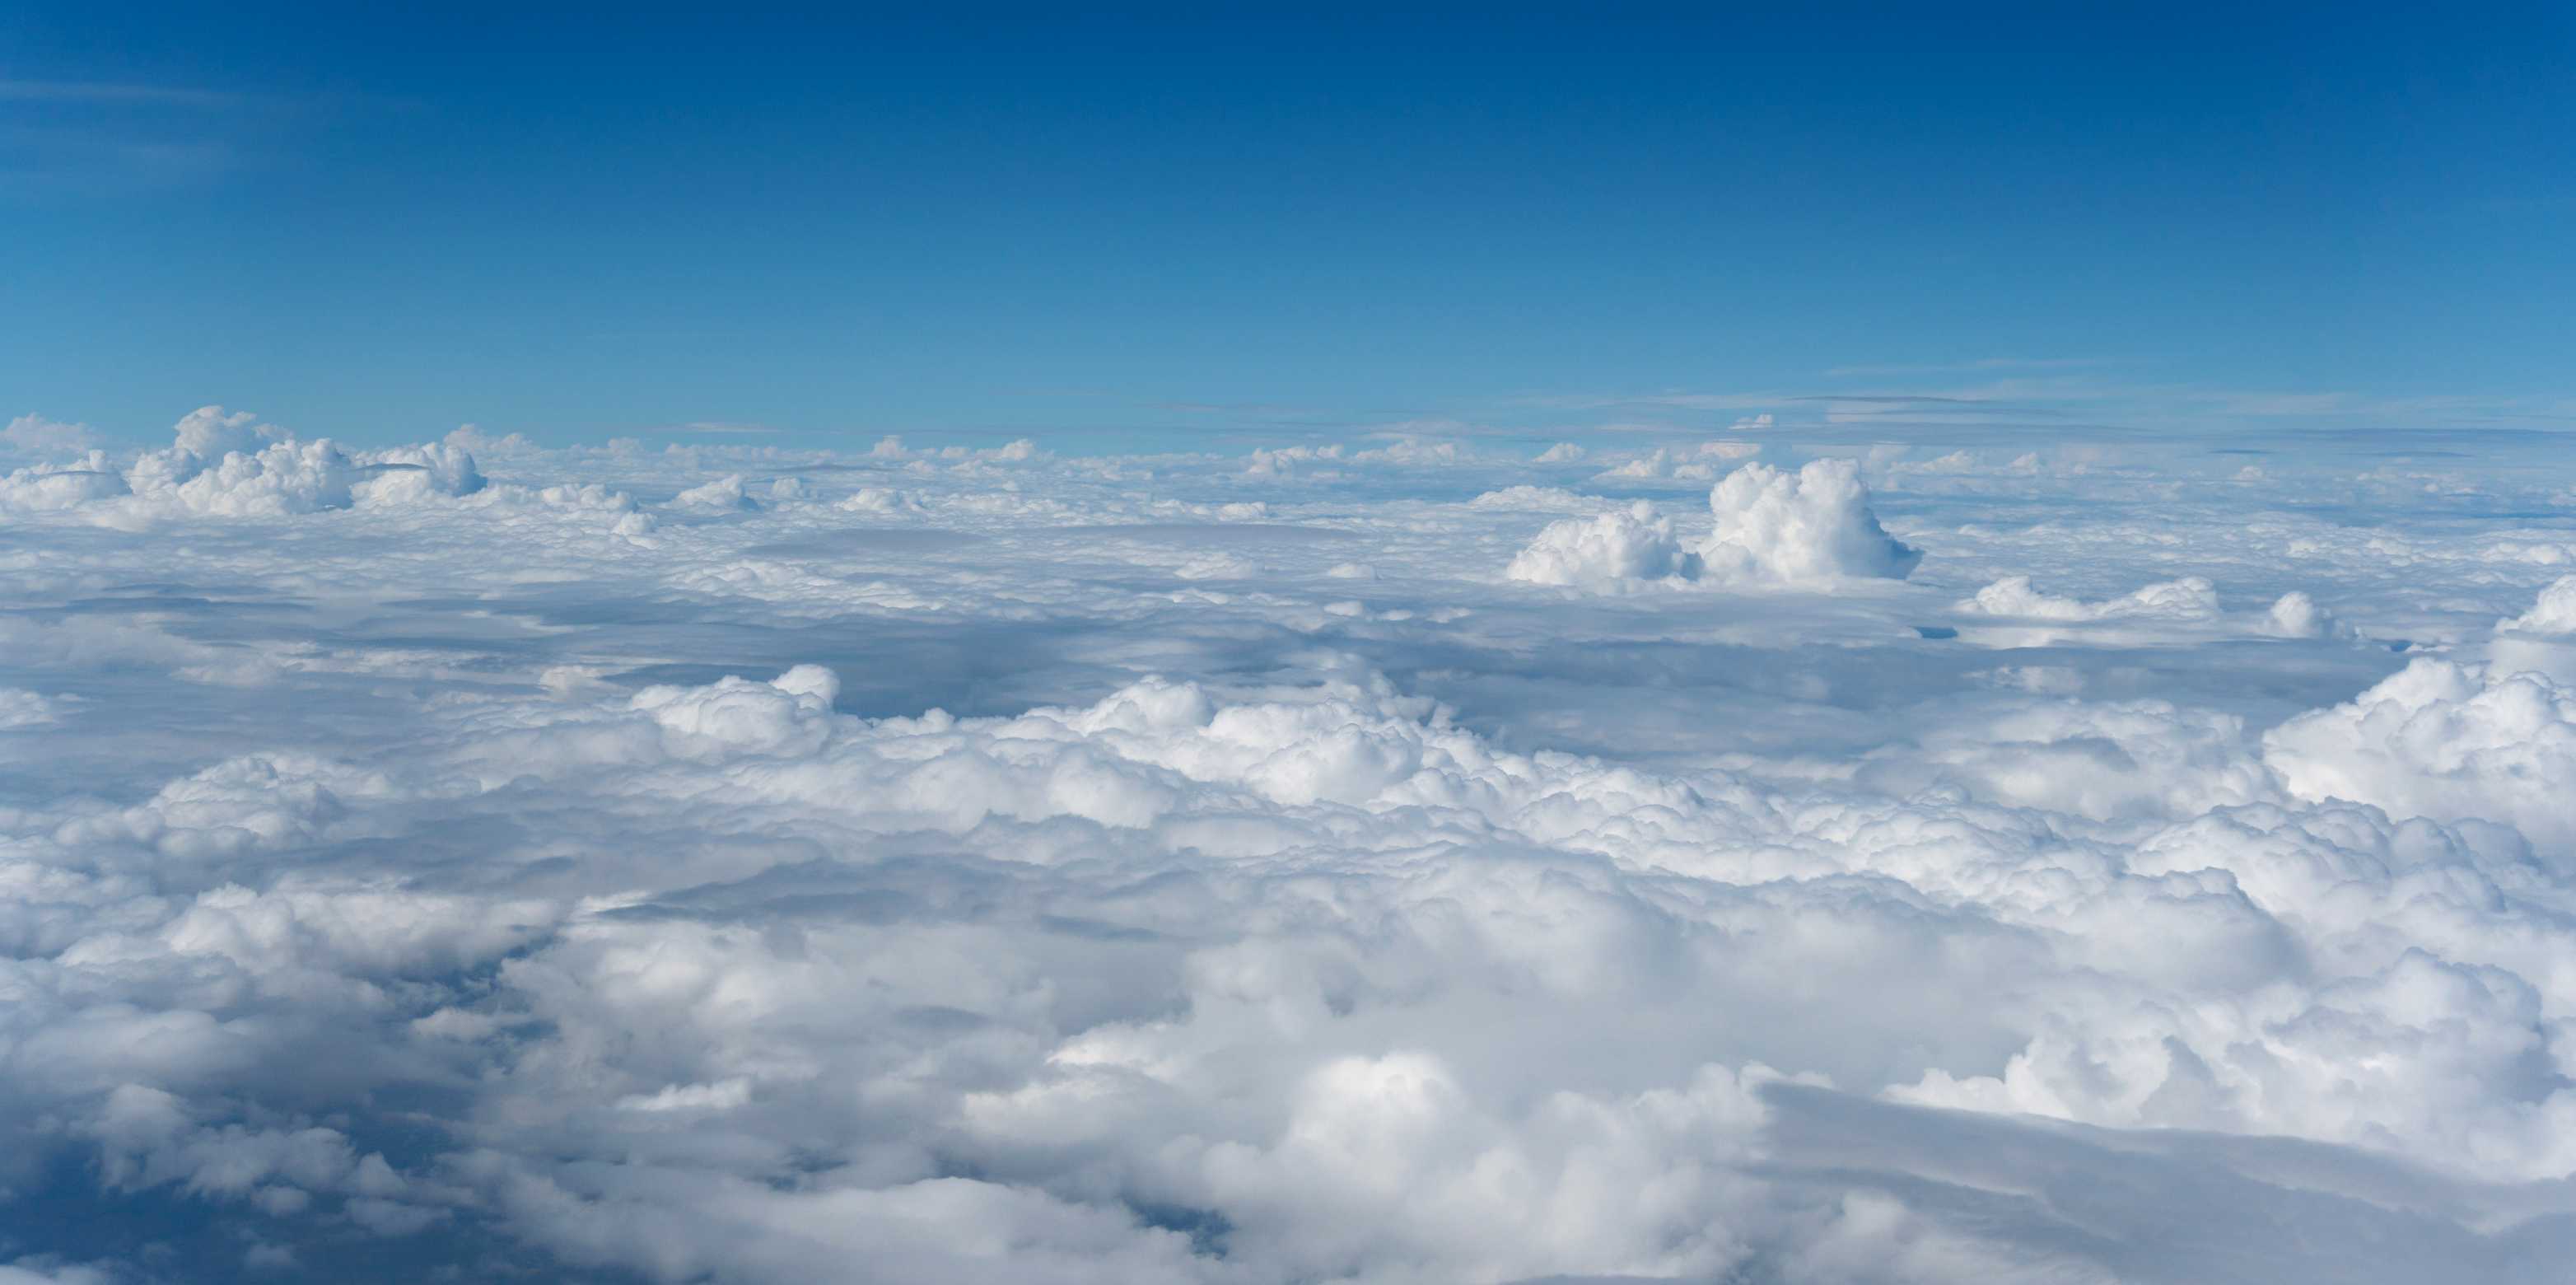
[4,3,2571,451]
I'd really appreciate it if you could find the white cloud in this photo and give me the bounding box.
[1700,459,1920,583]
[670,474,760,512]
[7,413,2576,1280]
[1960,575,2220,622]
[2261,589,2343,638]
[1505,502,1699,589]
[1506,459,1916,592]
[2263,659,2576,855]
[0,406,488,526]
[1,414,103,456]
[0,454,128,514]
[1351,438,1464,465]
[2502,576,2576,636]
[0,688,75,728]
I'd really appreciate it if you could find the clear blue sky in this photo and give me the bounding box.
[4,3,2571,451]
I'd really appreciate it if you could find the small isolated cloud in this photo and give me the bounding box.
[1699,458,1920,583]
[2262,591,2348,639]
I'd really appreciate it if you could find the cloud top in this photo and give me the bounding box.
[1701,459,1920,583]
[1507,458,1918,591]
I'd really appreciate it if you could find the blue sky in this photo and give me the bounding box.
[4,3,2571,451]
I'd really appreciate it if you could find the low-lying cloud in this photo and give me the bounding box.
[5,408,2576,1282]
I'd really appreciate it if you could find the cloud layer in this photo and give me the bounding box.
[6,409,2576,1281]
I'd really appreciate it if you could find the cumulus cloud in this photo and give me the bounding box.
[670,474,761,512]
[2502,576,2576,636]
[1699,459,1920,583]
[1960,575,2221,622]
[0,453,128,514]
[0,405,488,526]
[1244,444,1343,476]
[10,414,2576,1281]
[1953,578,2358,646]
[2264,658,2576,856]
[1505,459,1916,592]
[2261,589,2344,638]
[1505,501,1700,588]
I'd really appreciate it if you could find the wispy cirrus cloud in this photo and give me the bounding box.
[0,78,245,108]
[673,421,784,436]
[0,76,273,197]
[1820,356,2126,378]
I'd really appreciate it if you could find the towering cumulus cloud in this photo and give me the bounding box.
[7,419,2576,1282]
[1698,458,1921,582]
[1507,457,1917,591]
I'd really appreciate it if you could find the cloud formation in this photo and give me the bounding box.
[7,416,2576,1281]
[1505,501,1699,588]
[1508,459,1919,591]
[1699,459,1920,582]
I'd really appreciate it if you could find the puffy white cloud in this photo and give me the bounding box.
[166,404,282,460]
[1953,578,2360,647]
[140,438,362,516]
[1699,459,1920,583]
[670,474,760,512]
[2263,659,2576,857]
[2261,588,2343,638]
[1504,460,1916,591]
[1505,502,1700,589]
[631,664,841,756]
[354,441,487,502]
[2502,575,2576,636]
[838,485,921,513]
[0,406,487,526]
[1960,575,2220,622]
[0,454,128,513]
